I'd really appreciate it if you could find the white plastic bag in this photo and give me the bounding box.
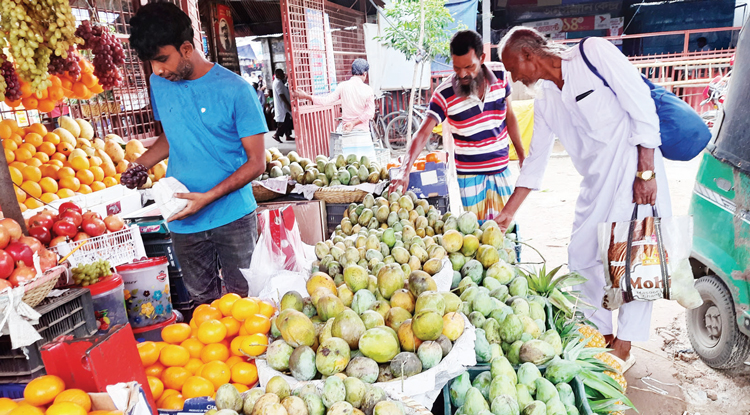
[151,177,189,221]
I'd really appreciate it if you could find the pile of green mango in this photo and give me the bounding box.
[293,153,389,187]
[448,356,582,415]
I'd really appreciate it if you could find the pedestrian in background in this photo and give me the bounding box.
[272,68,294,143]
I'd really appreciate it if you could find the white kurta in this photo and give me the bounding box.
[516,37,673,341]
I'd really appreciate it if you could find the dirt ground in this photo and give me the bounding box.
[511,152,750,415]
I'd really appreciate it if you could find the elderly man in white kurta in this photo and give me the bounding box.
[496,27,672,366]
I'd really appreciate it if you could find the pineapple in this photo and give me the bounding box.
[595,352,628,391]
[578,324,607,348]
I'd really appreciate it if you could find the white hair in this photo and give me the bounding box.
[499,26,567,59]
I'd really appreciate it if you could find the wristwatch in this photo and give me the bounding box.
[636,170,655,181]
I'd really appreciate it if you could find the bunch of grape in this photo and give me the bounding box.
[26,0,80,59]
[48,46,81,80]
[72,259,112,287]
[1,56,22,102]
[120,163,149,189]
[0,0,53,91]
[75,21,125,89]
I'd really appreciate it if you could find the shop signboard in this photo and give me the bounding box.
[507,0,621,22]
[522,14,610,34]
[324,13,337,91]
[305,8,329,95]
[212,3,240,74]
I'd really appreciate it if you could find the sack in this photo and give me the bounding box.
[579,38,711,161]
[598,205,702,310]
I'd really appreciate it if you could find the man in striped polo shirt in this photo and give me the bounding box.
[390,30,524,222]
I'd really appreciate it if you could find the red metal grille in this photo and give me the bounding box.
[281,0,366,158]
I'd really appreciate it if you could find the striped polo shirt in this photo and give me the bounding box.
[427,62,512,175]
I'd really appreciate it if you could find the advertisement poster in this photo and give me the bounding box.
[522,14,610,35]
[213,3,240,74]
[305,8,328,94]
[324,13,337,91]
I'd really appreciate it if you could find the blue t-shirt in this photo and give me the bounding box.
[149,64,268,234]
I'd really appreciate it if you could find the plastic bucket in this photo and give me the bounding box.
[132,312,178,342]
[88,274,129,334]
[118,257,173,328]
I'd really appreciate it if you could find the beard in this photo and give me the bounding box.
[168,59,193,82]
[455,69,484,98]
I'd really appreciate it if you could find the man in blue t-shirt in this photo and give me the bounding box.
[126,2,268,304]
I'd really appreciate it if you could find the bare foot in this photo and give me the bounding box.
[611,337,631,361]
[603,334,615,348]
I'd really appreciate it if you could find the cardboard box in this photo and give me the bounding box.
[157,397,215,415]
[256,199,326,245]
[389,162,449,199]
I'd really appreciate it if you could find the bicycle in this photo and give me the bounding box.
[384,103,442,153]
[371,91,402,149]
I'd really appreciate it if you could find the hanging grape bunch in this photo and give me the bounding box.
[0,55,22,102]
[48,46,82,81]
[75,21,125,90]
[0,0,81,92]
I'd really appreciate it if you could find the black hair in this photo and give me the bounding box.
[130,2,194,61]
[275,68,285,77]
[450,30,484,58]
[697,36,707,43]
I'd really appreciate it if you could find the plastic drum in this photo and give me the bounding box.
[88,274,129,334]
[118,257,173,328]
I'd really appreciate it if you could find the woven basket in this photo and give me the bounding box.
[252,182,285,202]
[313,187,369,204]
[20,266,66,308]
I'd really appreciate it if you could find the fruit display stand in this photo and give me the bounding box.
[0,288,97,383]
[23,185,144,221]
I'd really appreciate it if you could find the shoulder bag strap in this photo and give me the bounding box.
[623,204,639,302]
[579,37,613,90]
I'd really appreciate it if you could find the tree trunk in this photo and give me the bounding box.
[405,0,426,150]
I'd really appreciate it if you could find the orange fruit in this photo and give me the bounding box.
[15,187,26,203]
[41,165,60,181]
[239,333,268,357]
[146,376,164,401]
[20,143,36,155]
[232,383,250,393]
[10,161,27,170]
[9,133,22,146]
[34,89,48,100]
[220,317,241,338]
[155,389,179,408]
[48,87,64,102]
[20,83,32,98]
[56,142,73,156]
[197,319,227,344]
[199,343,230,363]
[181,376,214,399]
[230,361,258,385]
[144,362,166,378]
[192,306,222,327]
[161,366,191,390]
[22,166,41,182]
[79,184,93,195]
[162,323,192,344]
[159,395,185,410]
[21,181,42,199]
[72,83,89,98]
[39,177,58,194]
[184,358,203,375]
[37,142,56,156]
[28,123,47,136]
[0,398,18,415]
[40,193,59,204]
[3,139,17,151]
[37,100,55,114]
[75,169,94,186]
[24,375,66,406]
[231,298,259,322]
[53,389,91,412]
[32,152,49,163]
[238,325,248,336]
[4,99,20,108]
[200,361,231,389]
[59,177,80,192]
[258,300,275,318]
[70,156,89,172]
[230,336,248,356]
[57,167,75,179]
[45,402,86,415]
[25,133,43,148]
[180,337,204,358]
[8,406,44,415]
[210,299,221,310]
[14,148,32,162]
[81,73,98,88]
[48,159,63,167]
[217,293,241,316]
[5,148,14,163]
[159,344,190,367]
[0,124,11,140]
[21,97,38,110]
[43,133,60,145]
[138,341,160,366]
[51,153,66,162]
[103,176,118,187]
[89,166,104,182]
[225,355,244,368]
[9,166,22,185]
[25,198,44,209]
[89,156,102,167]
[243,314,271,335]
[56,188,75,199]
[26,158,42,168]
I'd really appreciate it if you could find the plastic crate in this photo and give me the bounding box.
[426,195,449,214]
[0,383,25,398]
[439,365,593,415]
[143,236,181,272]
[0,289,97,383]
[507,222,522,263]
[325,203,349,238]
[168,269,192,307]
[51,225,147,268]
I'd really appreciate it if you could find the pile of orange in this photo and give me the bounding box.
[138,294,276,410]
[2,120,122,212]
[4,57,105,113]
[8,375,122,415]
